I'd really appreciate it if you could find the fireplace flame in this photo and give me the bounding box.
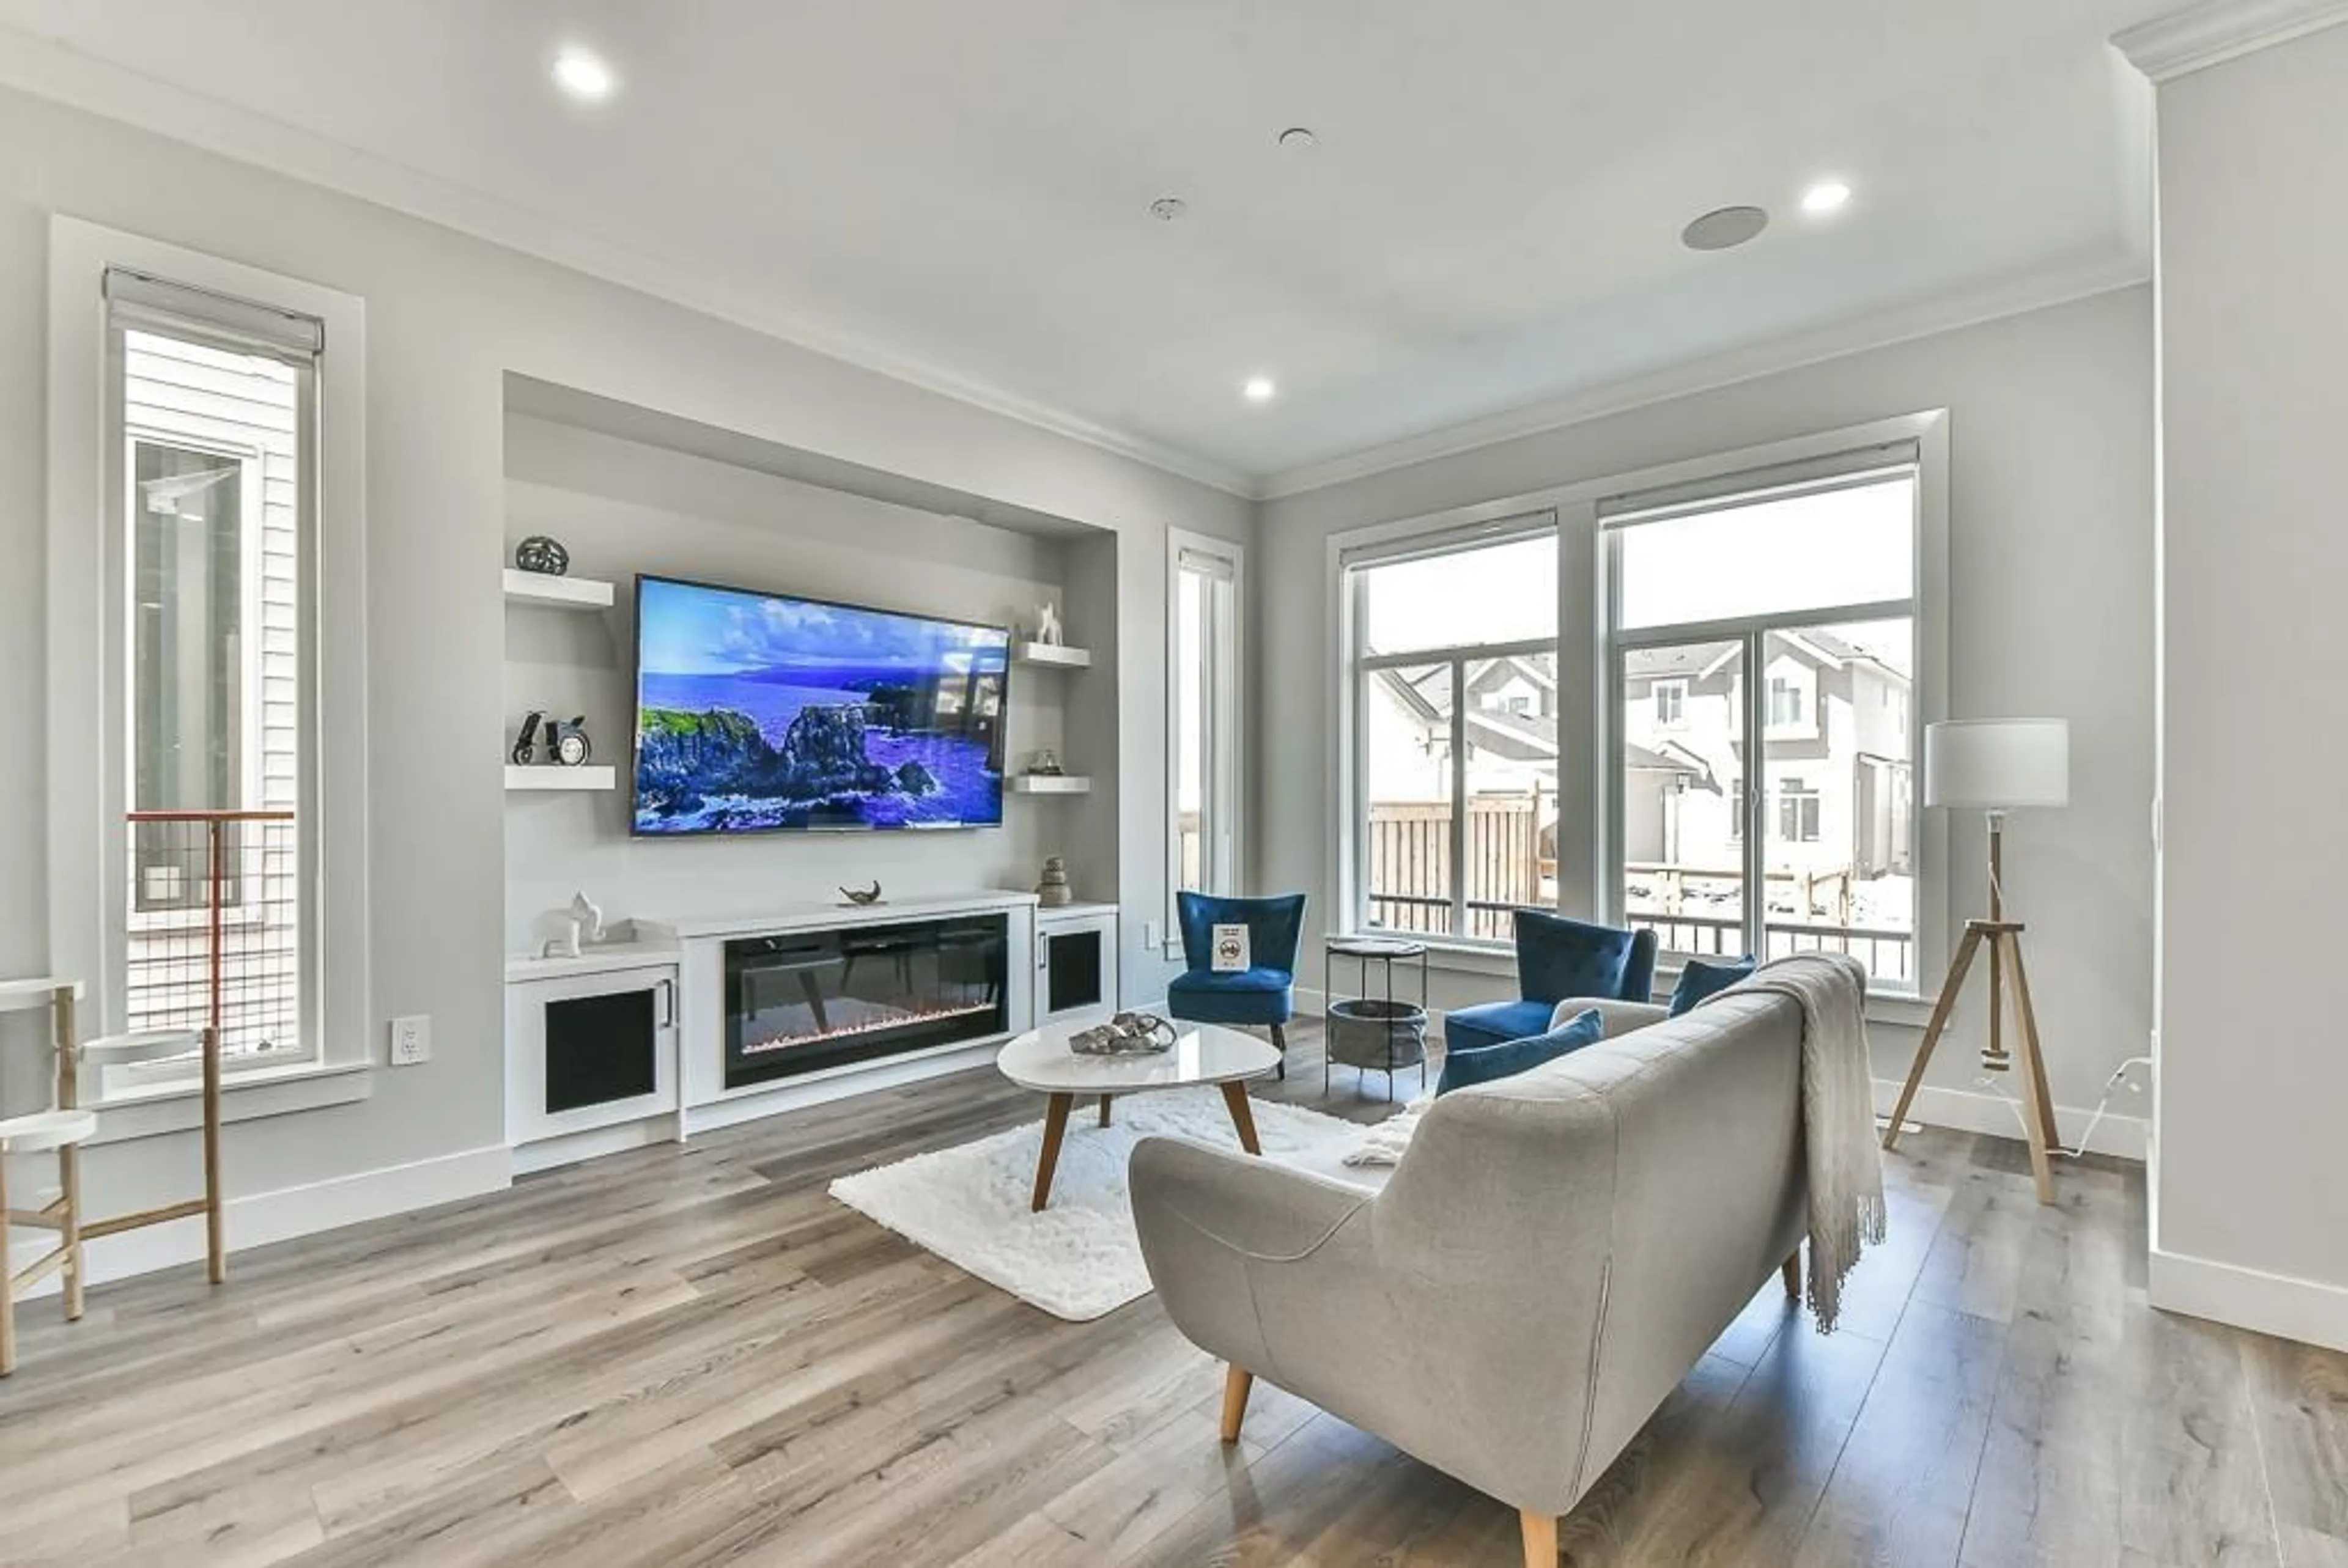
[743,999,995,1056]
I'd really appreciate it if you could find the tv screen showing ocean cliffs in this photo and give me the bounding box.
[631,576,1010,835]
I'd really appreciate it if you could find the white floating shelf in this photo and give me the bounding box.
[1013,641,1091,669]
[1009,774,1091,795]
[506,764,617,792]
[503,570,616,610]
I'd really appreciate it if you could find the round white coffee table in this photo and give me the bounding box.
[996,1019,1281,1211]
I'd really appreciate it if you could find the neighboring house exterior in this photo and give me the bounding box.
[1620,628,1913,913]
[1361,653,1560,932]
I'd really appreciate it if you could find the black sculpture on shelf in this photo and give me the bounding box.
[839,882,884,906]
[511,712,590,765]
[514,535,570,576]
[511,711,545,765]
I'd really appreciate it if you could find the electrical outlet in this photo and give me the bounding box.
[389,1014,431,1066]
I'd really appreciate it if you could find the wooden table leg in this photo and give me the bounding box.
[1219,1082,1262,1155]
[1098,1095,1113,1128]
[1031,1093,1075,1212]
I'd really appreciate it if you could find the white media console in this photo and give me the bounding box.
[504,889,1118,1172]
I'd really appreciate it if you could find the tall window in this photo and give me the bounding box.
[110,271,322,1070]
[1170,534,1243,922]
[1345,521,1559,941]
[1607,455,1917,988]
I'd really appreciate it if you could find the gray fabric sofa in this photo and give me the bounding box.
[1130,988,1807,1568]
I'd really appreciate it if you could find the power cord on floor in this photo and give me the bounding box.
[1976,1054,2150,1159]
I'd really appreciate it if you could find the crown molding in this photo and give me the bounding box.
[2113,0,2348,81]
[0,25,1256,500]
[1256,252,2151,502]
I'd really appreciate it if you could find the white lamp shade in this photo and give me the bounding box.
[1924,719,2070,809]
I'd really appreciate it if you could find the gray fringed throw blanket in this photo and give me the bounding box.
[1716,952,1886,1331]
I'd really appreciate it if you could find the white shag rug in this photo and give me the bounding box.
[829,1088,1367,1321]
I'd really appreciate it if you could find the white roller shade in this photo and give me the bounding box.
[106,266,324,361]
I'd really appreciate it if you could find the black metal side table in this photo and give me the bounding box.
[1323,935,1431,1099]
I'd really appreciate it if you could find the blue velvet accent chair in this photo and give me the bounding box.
[1167,891,1307,1079]
[1442,911,1658,1056]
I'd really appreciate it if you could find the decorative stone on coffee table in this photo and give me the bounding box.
[996,1018,1279,1211]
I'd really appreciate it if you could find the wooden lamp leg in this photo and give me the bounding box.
[1998,934,2058,1204]
[1883,926,1984,1150]
[1520,1509,1559,1568]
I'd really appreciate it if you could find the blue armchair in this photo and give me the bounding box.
[1167,891,1306,1079]
[1442,911,1657,1056]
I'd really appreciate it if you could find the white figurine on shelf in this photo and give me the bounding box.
[538,890,606,959]
[1035,600,1063,646]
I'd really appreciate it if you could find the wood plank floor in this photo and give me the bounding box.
[3,1022,2342,1567]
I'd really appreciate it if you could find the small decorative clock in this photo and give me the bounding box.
[548,716,592,765]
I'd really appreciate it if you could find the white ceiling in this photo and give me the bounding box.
[0,1,2171,495]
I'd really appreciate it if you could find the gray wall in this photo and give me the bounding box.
[1257,285,2156,1124]
[0,82,1246,1243]
[2155,24,2348,1306]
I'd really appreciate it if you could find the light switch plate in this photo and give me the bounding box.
[389,1014,431,1066]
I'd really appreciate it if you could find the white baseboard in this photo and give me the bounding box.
[2150,1246,2348,1355]
[1870,1077,2147,1163]
[10,1143,512,1298]
[512,1117,678,1176]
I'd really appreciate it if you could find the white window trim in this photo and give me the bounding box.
[1165,528,1246,960]
[1597,413,1949,1000]
[1333,510,1562,950]
[1323,411,1948,1009]
[47,217,372,1106]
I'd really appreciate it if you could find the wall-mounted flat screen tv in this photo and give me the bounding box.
[631,575,1010,835]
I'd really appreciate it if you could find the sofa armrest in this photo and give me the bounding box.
[1549,997,1669,1037]
[1130,1135,1374,1373]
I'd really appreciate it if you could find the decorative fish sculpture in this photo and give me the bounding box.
[840,882,884,906]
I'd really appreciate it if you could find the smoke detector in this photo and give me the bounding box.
[1150,197,1188,221]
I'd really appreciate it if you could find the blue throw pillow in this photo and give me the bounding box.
[1436,1007,1604,1096]
[1668,956,1756,1017]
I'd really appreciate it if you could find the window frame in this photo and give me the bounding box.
[1165,529,1246,953]
[46,218,372,1100]
[1598,429,1944,998]
[1338,512,1560,947]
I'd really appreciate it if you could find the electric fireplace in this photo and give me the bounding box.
[722,912,1008,1089]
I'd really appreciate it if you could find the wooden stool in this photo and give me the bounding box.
[0,977,224,1371]
[0,1107,99,1375]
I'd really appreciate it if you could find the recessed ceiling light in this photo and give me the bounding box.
[1801,180,1852,215]
[1149,196,1188,221]
[1242,377,1276,403]
[552,47,616,101]
[1681,205,1769,252]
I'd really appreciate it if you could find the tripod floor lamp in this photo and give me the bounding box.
[1883,718,2070,1204]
